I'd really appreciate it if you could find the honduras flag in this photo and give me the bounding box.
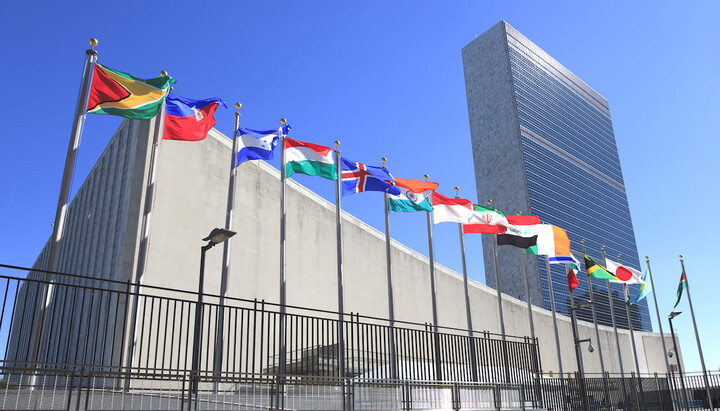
[340,157,401,196]
[236,127,280,167]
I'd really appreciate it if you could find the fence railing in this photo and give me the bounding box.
[0,263,539,383]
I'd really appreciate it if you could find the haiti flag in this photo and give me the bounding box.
[164,93,227,141]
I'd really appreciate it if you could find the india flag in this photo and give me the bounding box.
[285,138,337,180]
[388,177,439,212]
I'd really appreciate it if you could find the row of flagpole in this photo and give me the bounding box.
[43,41,713,406]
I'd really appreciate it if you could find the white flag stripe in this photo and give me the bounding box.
[286,145,334,164]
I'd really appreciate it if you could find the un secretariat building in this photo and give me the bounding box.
[463,21,652,332]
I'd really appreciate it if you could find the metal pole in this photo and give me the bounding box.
[456,187,478,382]
[191,243,213,402]
[334,143,346,383]
[277,119,288,410]
[581,242,606,378]
[425,177,442,381]
[617,255,642,378]
[521,252,536,342]
[668,316,689,409]
[569,291,590,410]
[645,257,671,377]
[602,247,625,377]
[214,104,242,376]
[29,40,98,369]
[680,256,715,410]
[383,180,398,380]
[545,257,563,376]
[487,202,510,383]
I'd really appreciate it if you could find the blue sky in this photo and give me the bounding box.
[0,1,718,373]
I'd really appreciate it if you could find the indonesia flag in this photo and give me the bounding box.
[431,192,474,224]
[606,260,645,284]
[164,93,226,141]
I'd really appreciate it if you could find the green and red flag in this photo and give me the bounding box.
[584,254,618,280]
[86,63,175,119]
[673,272,687,308]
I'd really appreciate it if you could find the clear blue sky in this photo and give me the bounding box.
[0,1,718,373]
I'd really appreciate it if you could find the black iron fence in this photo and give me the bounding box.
[2,263,719,410]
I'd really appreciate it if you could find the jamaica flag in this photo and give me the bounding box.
[584,254,618,280]
[86,63,175,119]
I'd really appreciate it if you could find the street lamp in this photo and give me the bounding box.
[569,298,595,410]
[668,310,690,409]
[190,228,236,405]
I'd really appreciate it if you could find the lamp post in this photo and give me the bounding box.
[668,310,689,409]
[190,228,236,407]
[570,297,595,410]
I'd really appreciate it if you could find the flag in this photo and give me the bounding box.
[236,127,280,166]
[341,157,400,196]
[431,192,474,224]
[463,205,508,234]
[673,272,687,308]
[86,63,175,119]
[629,269,652,305]
[388,177,438,212]
[584,254,618,280]
[526,225,581,268]
[568,267,579,292]
[497,215,541,248]
[285,138,337,180]
[606,260,645,284]
[163,93,226,141]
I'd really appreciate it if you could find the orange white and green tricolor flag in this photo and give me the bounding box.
[86,63,175,119]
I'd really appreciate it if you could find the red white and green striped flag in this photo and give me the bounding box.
[284,137,337,180]
[673,272,687,308]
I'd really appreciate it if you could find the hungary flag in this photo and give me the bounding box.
[463,205,508,234]
[87,64,175,119]
[673,272,687,308]
[584,254,618,280]
[388,177,438,212]
[285,137,337,180]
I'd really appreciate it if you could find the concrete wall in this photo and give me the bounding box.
[139,127,671,375]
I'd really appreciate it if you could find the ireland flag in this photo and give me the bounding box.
[388,177,439,212]
[285,137,337,180]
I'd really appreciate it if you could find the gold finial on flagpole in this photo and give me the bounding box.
[423,174,429,181]
[235,103,242,111]
[487,200,492,206]
[679,254,683,259]
[381,157,387,169]
[335,141,340,148]
[280,118,287,125]
[601,245,605,250]
[160,71,169,77]
[517,211,522,215]
[454,187,459,198]
[581,239,585,244]
[89,38,98,48]
[645,256,649,260]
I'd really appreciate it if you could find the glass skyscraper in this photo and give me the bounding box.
[462,21,651,331]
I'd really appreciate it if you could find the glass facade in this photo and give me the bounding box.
[504,31,651,331]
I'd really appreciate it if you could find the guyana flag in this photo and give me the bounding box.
[86,63,175,119]
[583,254,618,280]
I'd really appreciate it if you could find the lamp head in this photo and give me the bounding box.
[669,311,682,320]
[668,350,674,358]
[202,228,236,245]
[587,342,595,353]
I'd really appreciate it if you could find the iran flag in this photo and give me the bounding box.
[606,260,645,284]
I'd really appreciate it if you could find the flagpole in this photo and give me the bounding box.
[517,212,536,343]
[382,159,398,380]
[488,200,511,383]
[679,255,715,410]
[29,38,98,372]
[580,241,607,378]
[46,38,98,275]
[545,256,564,376]
[213,103,242,376]
[601,247,625,376]
[333,142,347,382]
[277,118,288,408]
[425,175,442,381]
[456,188,478,382]
[617,254,642,379]
[645,257,671,377]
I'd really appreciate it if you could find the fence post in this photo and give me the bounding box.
[403,381,412,411]
[452,382,460,411]
[494,384,502,411]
